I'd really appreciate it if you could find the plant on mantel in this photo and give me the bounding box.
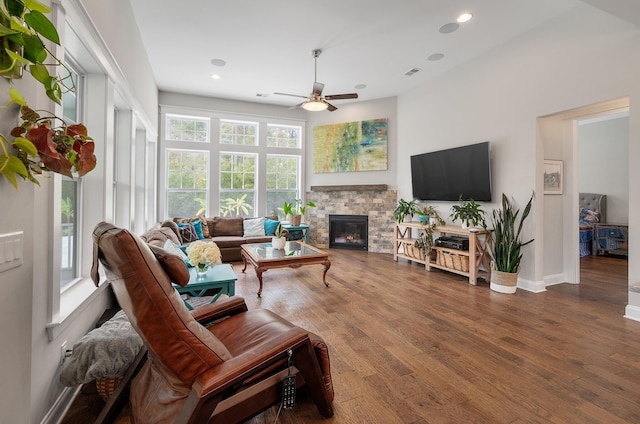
[0,0,96,189]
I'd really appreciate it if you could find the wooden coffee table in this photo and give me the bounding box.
[241,241,331,296]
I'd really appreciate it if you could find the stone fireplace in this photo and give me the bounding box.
[305,185,396,254]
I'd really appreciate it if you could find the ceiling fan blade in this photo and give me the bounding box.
[323,101,337,112]
[288,102,305,110]
[274,92,309,99]
[312,82,324,96]
[324,93,358,100]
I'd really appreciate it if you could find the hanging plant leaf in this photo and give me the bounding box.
[28,62,49,84]
[23,0,52,14]
[5,0,26,17]
[22,33,47,63]
[23,11,59,44]
[13,137,37,156]
[8,87,26,105]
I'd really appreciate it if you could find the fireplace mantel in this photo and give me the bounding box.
[310,184,388,192]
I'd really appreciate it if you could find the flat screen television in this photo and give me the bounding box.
[410,141,491,201]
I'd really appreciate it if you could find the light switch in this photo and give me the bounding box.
[0,231,23,272]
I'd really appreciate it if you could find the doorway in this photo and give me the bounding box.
[537,97,629,292]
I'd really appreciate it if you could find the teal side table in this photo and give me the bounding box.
[282,224,310,243]
[174,263,237,310]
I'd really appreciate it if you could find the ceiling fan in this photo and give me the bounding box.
[274,49,358,112]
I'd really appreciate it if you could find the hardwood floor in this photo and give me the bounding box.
[62,250,637,424]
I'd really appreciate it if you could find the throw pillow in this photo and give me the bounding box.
[243,217,265,237]
[191,219,205,239]
[197,216,210,238]
[149,244,190,287]
[177,222,199,243]
[163,239,191,267]
[264,218,280,236]
[160,220,182,244]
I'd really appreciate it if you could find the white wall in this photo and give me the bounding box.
[578,116,629,224]
[397,3,640,291]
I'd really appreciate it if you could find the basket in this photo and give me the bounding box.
[438,251,469,272]
[403,242,426,262]
[95,376,124,401]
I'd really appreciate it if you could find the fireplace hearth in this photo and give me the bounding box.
[329,214,368,250]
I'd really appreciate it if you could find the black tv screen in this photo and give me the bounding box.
[411,141,491,201]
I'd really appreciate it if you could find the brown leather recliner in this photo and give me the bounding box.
[91,222,334,423]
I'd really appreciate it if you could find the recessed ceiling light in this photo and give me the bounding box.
[210,58,226,67]
[211,74,221,80]
[439,22,459,34]
[457,13,473,23]
[428,53,444,61]
[355,84,367,90]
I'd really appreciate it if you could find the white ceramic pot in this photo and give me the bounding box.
[272,236,286,250]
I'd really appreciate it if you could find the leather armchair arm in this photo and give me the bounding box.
[194,327,309,395]
[190,296,248,324]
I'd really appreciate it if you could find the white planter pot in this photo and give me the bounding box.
[272,236,286,250]
[429,216,438,226]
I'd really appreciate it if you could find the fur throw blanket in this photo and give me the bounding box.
[60,310,143,386]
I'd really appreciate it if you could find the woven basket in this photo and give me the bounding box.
[438,251,469,272]
[95,376,124,401]
[404,243,426,261]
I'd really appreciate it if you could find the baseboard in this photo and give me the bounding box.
[40,385,80,424]
[624,304,640,322]
[518,277,546,293]
[544,273,570,287]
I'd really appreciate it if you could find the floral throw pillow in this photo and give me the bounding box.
[177,222,198,243]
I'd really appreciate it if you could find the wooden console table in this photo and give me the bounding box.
[394,223,493,285]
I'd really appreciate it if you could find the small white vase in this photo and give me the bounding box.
[272,236,286,250]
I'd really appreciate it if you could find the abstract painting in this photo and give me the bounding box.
[313,118,388,173]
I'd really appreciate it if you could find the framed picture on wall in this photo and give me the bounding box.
[543,160,563,195]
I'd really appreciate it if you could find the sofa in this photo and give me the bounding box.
[140,215,286,262]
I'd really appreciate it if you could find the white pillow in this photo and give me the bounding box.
[163,239,189,264]
[243,217,265,237]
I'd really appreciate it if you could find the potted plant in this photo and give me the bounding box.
[282,199,316,226]
[416,205,445,226]
[393,198,417,223]
[272,223,286,249]
[413,222,438,260]
[450,197,486,229]
[0,0,97,188]
[488,193,534,294]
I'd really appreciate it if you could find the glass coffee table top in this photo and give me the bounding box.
[243,241,326,260]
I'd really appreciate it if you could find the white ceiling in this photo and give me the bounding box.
[129,0,639,110]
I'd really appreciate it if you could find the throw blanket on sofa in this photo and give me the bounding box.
[60,310,143,386]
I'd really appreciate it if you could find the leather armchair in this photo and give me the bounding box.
[92,222,334,423]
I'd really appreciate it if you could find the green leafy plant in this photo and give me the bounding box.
[220,194,254,217]
[414,223,438,254]
[416,205,445,225]
[393,198,417,223]
[282,199,316,216]
[489,193,534,273]
[450,196,486,228]
[274,222,285,238]
[0,0,97,188]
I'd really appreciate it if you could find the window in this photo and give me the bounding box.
[220,119,257,145]
[166,149,209,218]
[160,109,305,219]
[60,62,82,289]
[166,114,209,142]
[266,155,299,216]
[219,153,256,217]
[267,124,300,148]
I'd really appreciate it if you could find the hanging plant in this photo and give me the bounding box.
[0,0,97,189]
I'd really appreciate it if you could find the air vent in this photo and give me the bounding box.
[404,68,421,76]
[256,93,269,97]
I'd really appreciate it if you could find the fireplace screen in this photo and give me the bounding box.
[329,215,368,250]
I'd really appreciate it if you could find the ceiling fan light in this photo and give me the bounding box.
[302,100,328,111]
